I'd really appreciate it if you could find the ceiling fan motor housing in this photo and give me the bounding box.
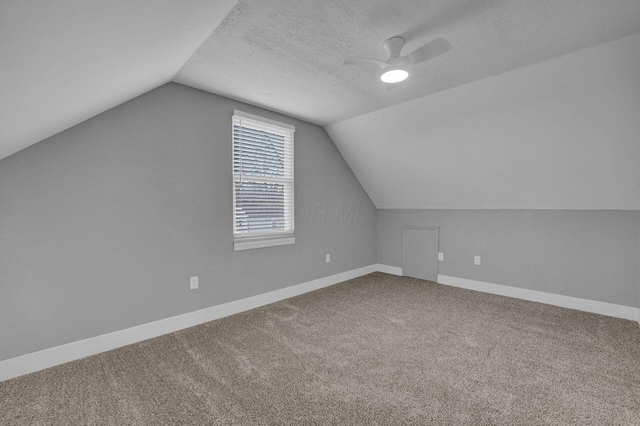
[386,56,410,68]
[384,36,406,58]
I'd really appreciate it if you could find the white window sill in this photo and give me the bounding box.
[233,235,295,251]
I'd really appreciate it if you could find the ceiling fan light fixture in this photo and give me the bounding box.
[345,36,451,87]
[380,67,409,83]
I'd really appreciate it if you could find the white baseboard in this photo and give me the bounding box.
[438,274,640,323]
[376,264,403,275]
[0,264,378,382]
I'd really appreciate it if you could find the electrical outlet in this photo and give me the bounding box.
[438,252,444,261]
[190,276,199,290]
[326,253,331,263]
[474,256,481,266]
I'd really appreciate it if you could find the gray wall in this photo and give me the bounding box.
[0,83,377,360]
[377,209,640,307]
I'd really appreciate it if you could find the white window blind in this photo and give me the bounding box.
[233,111,295,249]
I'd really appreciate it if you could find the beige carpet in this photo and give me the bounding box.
[1,272,639,425]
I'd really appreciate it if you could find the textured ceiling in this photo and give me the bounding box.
[326,33,640,210]
[175,0,640,126]
[0,0,237,160]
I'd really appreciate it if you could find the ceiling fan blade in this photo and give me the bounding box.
[406,37,452,65]
[344,57,386,68]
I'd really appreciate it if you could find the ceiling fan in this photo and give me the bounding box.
[344,36,452,87]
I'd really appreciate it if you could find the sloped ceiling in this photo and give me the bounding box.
[0,0,237,160]
[326,33,640,210]
[3,0,640,211]
[175,0,640,126]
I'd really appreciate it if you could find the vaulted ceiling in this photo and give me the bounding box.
[2,0,640,209]
[0,0,237,160]
[326,32,640,210]
[175,0,640,125]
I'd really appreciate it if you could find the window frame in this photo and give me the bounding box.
[232,110,295,251]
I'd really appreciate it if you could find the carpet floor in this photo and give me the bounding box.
[1,272,640,425]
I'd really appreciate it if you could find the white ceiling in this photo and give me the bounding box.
[175,0,640,126]
[326,33,640,210]
[0,0,237,160]
[3,0,639,211]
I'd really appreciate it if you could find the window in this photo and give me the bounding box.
[232,110,295,251]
